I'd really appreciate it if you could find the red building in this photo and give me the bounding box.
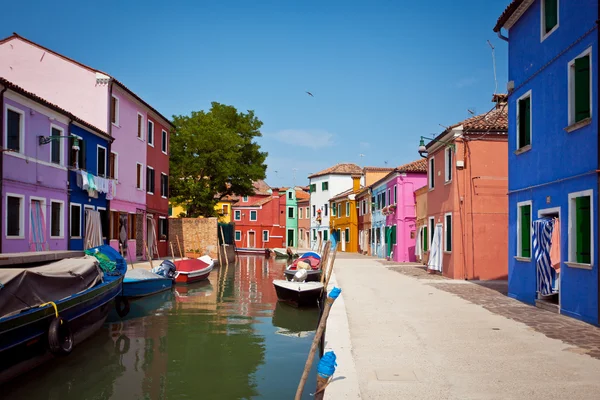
[146,113,171,258]
[232,180,286,249]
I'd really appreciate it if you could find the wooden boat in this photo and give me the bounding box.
[284,254,322,282]
[235,247,270,256]
[122,269,173,298]
[0,245,125,385]
[273,248,291,258]
[173,258,213,284]
[273,280,324,308]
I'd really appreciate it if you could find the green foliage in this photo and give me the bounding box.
[170,102,268,218]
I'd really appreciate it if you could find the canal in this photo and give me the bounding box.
[2,255,321,399]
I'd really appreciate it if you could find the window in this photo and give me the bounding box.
[75,137,86,170]
[137,113,144,139]
[235,230,241,241]
[445,147,453,182]
[569,191,593,265]
[569,50,592,126]
[109,152,118,180]
[222,204,229,216]
[428,157,435,189]
[382,192,386,208]
[312,205,316,217]
[299,207,303,219]
[158,217,168,240]
[337,203,342,217]
[161,130,168,154]
[287,191,293,200]
[234,210,241,221]
[323,230,328,241]
[322,182,329,191]
[393,186,397,204]
[128,214,137,240]
[517,202,532,258]
[111,95,119,125]
[345,228,350,243]
[97,145,107,177]
[51,126,62,165]
[313,229,316,240]
[70,203,82,238]
[387,189,391,206]
[310,184,316,193]
[242,196,248,202]
[306,207,309,219]
[250,210,257,221]
[146,166,155,194]
[263,230,269,242]
[288,207,294,218]
[541,0,558,38]
[50,201,63,238]
[422,225,428,252]
[428,217,435,249]
[6,194,24,238]
[147,120,154,146]
[161,173,168,198]
[6,106,24,153]
[371,196,376,211]
[444,213,452,252]
[517,92,532,150]
[346,202,350,217]
[324,204,328,217]
[136,163,143,190]
[331,203,336,216]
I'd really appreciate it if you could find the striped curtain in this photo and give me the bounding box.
[29,200,47,251]
[532,218,556,296]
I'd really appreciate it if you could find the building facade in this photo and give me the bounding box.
[357,187,372,255]
[329,175,361,253]
[495,0,598,324]
[297,195,310,248]
[423,100,508,280]
[414,185,429,264]
[370,181,387,258]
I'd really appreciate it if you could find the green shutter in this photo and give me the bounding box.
[576,196,591,264]
[345,228,350,243]
[324,230,328,241]
[518,97,531,148]
[574,55,591,123]
[520,205,531,258]
[445,215,452,252]
[544,0,558,33]
[423,227,428,251]
[391,226,396,244]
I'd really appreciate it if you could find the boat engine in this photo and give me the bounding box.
[292,269,308,282]
[152,260,177,279]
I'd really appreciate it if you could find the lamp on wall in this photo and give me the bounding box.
[418,135,456,159]
[38,134,80,151]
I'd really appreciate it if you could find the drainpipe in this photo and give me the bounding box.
[497,29,509,42]
[0,87,7,253]
[66,118,73,249]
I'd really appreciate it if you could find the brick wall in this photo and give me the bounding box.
[168,217,219,259]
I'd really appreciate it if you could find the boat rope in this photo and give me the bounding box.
[39,301,61,323]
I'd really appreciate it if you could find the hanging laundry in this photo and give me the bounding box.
[87,172,97,192]
[106,180,114,200]
[533,218,556,296]
[81,170,90,190]
[549,218,561,272]
[415,227,422,259]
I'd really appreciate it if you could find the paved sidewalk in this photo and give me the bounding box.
[325,254,600,400]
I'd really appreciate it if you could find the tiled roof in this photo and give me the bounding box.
[330,186,363,201]
[0,77,111,141]
[363,166,394,172]
[493,0,525,32]
[397,159,427,173]
[252,179,272,195]
[308,163,363,179]
[426,104,508,150]
[296,190,310,200]
[1,33,174,128]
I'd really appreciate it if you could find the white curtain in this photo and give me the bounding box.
[85,210,103,249]
[415,226,422,259]
[427,225,443,272]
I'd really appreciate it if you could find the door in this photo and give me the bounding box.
[341,230,346,252]
[248,231,256,248]
[287,229,294,247]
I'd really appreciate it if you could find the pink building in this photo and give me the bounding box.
[0,33,173,259]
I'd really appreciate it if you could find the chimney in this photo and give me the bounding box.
[492,93,508,109]
[351,174,361,192]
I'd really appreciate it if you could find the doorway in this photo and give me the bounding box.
[535,207,561,313]
[341,230,346,252]
[287,229,294,247]
[248,231,256,248]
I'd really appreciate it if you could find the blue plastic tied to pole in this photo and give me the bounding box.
[328,287,341,299]
[317,351,337,379]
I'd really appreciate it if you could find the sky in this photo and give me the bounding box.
[2,0,509,189]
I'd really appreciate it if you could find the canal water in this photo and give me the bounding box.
[2,256,321,399]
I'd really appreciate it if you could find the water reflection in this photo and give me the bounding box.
[1,256,320,399]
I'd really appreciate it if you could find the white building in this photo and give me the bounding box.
[308,163,363,249]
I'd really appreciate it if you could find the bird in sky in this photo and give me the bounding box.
[306,91,314,97]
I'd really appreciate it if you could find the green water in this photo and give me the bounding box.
[2,256,321,399]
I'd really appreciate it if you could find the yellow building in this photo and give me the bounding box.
[169,196,238,223]
[329,174,361,253]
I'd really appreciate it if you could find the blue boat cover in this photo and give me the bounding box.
[86,245,127,276]
[301,252,321,260]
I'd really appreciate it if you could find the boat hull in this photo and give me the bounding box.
[122,277,173,298]
[174,270,211,284]
[273,281,323,308]
[0,275,123,385]
[284,269,322,282]
[235,248,270,256]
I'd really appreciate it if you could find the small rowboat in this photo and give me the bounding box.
[122,269,173,298]
[173,258,214,284]
[273,280,323,308]
[284,254,322,282]
[235,247,270,256]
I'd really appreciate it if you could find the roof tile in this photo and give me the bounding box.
[308,163,363,179]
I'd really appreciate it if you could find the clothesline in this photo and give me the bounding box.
[75,169,117,199]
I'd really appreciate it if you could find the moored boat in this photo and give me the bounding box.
[173,258,213,284]
[0,245,126,385]
[273,280,323,308]
[122,269,173,298]
[284,253,322,282]
[235,247,270,256]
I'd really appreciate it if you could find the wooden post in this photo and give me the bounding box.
[294,293,338,400]
[176,235,184,259]
[219,225,229,266]
[170,242,176,262]
[321,250,337,295]
[144,241,154,269]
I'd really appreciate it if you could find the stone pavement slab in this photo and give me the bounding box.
[325,255,600,400]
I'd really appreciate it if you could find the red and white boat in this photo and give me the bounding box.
[173,258,214,284]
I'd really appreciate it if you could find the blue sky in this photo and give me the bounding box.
[2,0,508,188]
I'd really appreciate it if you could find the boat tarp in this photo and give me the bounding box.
[0,257,103,318]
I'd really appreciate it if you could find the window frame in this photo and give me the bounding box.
[516,90,532,151]
[161,173,168,198]
[516,200,533,260]
[147,119,155,147]
[444,146,453,182]
[111,95,120,126]
[540,0,559,41]
[242,196,248,202]
[235,230,241,241]
[49,199,65,239]
[322,181,329,191]
[263,230,269,242]
[5,193,25,239]
[234,210,241,221]
[5,104,25,154]
[158,216,168,241]
[50,124,65,166]
[109,151,119,180]
[428,216,435,249]
[250,210,257,221]
[288,206,294,219]
[346,201,350,217]
[567,189,594,268]
[393,185,397,204]
[161,129,168,154]
[146,166,155,195]
[345,227,350,243]
[136,163,144,190]
[428,157,435,190]
[567,47,593,128]
[137,112,145,140]
[70,202,82,239]
[97,144,107,177]
[299,207,303,219]
[444,212,452,252]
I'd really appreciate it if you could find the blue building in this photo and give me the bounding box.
[495,0,598,324]
[68,123,113,250]
[371,181,387,258]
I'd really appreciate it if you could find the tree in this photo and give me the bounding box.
[170,102,268,218]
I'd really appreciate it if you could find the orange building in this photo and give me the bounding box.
[421,99,508,280]
[329,174,361,253]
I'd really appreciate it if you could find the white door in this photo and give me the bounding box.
[341,230,346,252]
